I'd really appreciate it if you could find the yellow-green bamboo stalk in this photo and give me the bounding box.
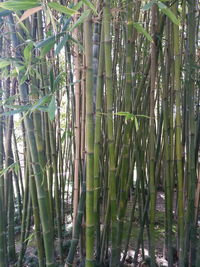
[7,13,55,265]
[72,0,81,232]
[94,24,104,260]
[84,6,95,267]
[28,151,45,267]
[116,0,134,261]
[103,1,117,265]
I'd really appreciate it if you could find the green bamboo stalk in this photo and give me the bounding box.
[184,0,197,264]
[116,2,134,261]
[72,0,81,232]
[172,3,184,265]
[44,114,54,221]
[36,11,54,221]
[160,23,173,265]
[93,23,104,261]
[122,153,138,264]
[48,119,63,263]
[13,171,22,221]
[7,172,16,263]
[13,132,24,199]
[0,186,6,267]
[103,1,117,265]
[65,181,86,266]
[5,110,16,263]
[22,92,55,267]
[0,62,7,267]
[84,6,95,267]
[148,4,157,265]
[28,151,45,267]
[100,199,110,265]
[7,13,55,266]
[17,156,30,267]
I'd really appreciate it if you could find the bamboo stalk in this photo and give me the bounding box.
[148,4,157,265]
[84,6,95,267]
[184,0,197,264]
[72,0,81,233]
[94,23,104,261]
[172,3,184,265]
[103,1,117,265]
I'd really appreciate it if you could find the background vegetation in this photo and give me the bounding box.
[0,0,199,266]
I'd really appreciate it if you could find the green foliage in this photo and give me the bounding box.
[157,1,180,25]
[35,35,59,49]
[0,162,19,177]
[129,22,153,42]
[69,9,91,31]
[142,1,180,26]
[47,2,77,16]
[48,95,56,121]
[23,41,33,64]
[55,34,69,55]
[142,0,156,11]
[30,95,51,113]
[0,0,40,11]
[0,59,11,69]
[35,35,61,57]
[82,0,97,15]
[40,40,55,57]
[116,112,150,131]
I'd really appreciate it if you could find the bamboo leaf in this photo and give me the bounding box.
[19,74,28,85]
[55,34,69,55]
[18,6,42,23]
[61,17,72,31]
[142,0,156,11]
[73,1,83,11]
[50,68,54,92]
[61,130,66,143]
[40,40,55,57]
[0,106,30,117]
[35,35,56,49]
[14,162,20,173]
[69,9,90,31]
[30,95,51,112]
[48,95,56,121]
[0,59,11,69]
[116,112,135,121]
[82,0,97,15]
[0,162,19,177]
[54,72,65,88]
[116,112,131,116]
[68,35,84,50]
[129,22,153,42]
[0,0,40,11]
[2,95,18,105]
[23,42,33,63]
[134,117,139,131]
[35,33,63,49]
[14,13,30,35]
[47,2,77,16]
[11,66,25,78]
[157,2,180,25]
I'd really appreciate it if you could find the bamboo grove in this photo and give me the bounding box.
[0,0,199,266]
